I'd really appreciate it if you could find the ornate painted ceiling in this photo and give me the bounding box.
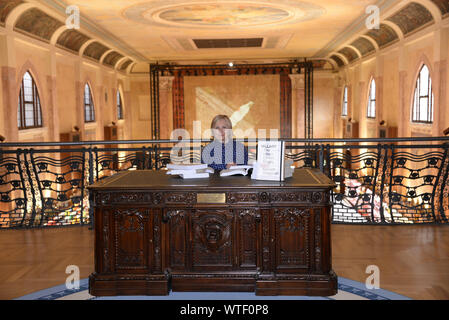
[1,0,447,72]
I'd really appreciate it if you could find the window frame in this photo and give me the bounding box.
[412,64,434,124]
[342,86,348,117]
[366,78,376,119]
[84,83,95,123]
[18,71,43,130]
[117,90,124,120]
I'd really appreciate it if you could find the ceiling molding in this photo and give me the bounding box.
[429,0,449,17]
[49,24,66,45]
[14,7,64,42]
[351,37,376,57]
[56,28,91,53]
[386,2,434,37]
[103,51,125,68]
[313,0,398,58]
[99,49,114,64]
[83,41,110,61]
[120,59,134,73]
[360,35,380,52]
[39,0,147,62]
[329,52,349,66]
[115,56,130,70]
[337,47,359,64]
[346,44,362,59]
[411,0,442,23]
[381,20,404,40]
[78,38,95,57]
[1,0,26,27]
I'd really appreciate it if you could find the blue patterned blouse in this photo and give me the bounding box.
[201,140,248,171]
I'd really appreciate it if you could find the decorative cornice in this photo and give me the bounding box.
[39,0,147,62]
[313,0,400,59]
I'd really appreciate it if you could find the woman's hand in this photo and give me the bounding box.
[226,162,236,169]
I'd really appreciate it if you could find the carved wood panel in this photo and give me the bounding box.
[102,209,110,273]
[273,207,311,272]
[191,209,234,270]
[152,209,162,273]
[113,208,150,271]
[164,209,188,270]
[261,209,271,274]
[236,209,260,269]
[314,208,322,273]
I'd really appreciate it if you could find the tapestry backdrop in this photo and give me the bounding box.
[183,75,281,139]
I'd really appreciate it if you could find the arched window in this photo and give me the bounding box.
[117,90,123,120]
[367,78,376,118]
[342,86,348,116]
[412,65,434,123]
[84,83,95,123]
[18,71,42,129]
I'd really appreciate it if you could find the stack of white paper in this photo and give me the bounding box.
[166,163,214,179]
[220,165,253,177]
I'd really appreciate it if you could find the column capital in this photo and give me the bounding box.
[288,74,304,89]
[159,76,174,90]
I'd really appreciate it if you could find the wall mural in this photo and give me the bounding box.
[387,2,434,36]
[430,0,449,16]
[0,0,23,25]
[365,23,399,48]
[350,37,375,57]
[57,29,91,53]
[83,41,110,61]
[14,8,64,41]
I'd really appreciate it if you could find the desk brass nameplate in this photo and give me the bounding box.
[197,193,226,204]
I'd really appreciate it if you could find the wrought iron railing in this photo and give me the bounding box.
[1,137,448,228]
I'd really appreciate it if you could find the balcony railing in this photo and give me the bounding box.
[1,137,448,229]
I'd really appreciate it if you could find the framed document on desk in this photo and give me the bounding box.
[88,169,337,296]
[252,140,286,181]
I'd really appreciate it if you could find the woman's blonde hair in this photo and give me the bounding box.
[210,114,232,129]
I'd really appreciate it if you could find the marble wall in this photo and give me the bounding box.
[0,31,130,143]
[334,26,449,139]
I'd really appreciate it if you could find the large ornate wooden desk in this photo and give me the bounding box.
[88,169,337,296]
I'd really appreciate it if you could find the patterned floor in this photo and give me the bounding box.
[15,277,411,300]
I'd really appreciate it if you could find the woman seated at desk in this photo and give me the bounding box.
[201,114,248,171]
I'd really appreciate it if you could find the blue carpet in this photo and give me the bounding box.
[15,277,411,300]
